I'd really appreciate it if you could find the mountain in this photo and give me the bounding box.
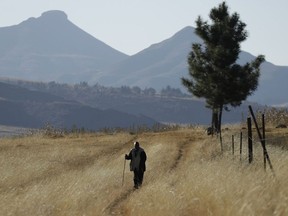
[1,11,288,106]
[0,82,158,130]
[96,26,202,88]
[0,10,128,83]
[248,65,288,106]
[96,26,288,106]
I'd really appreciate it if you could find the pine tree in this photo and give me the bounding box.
[182,2,265,144]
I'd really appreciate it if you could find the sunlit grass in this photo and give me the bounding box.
[0,126,287,215]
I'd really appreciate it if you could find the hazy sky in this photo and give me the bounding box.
[1,0,287,65]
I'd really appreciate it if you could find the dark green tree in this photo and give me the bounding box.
[182,2,265,141]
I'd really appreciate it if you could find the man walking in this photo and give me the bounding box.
[125,141,147,189]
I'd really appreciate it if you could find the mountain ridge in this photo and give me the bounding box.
[96,26,201,88]
[0,10,288,106]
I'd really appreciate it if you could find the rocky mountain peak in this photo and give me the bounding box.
[20,10,68,26]
[40,10,68,21]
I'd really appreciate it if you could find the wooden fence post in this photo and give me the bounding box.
[262,114,267,171]
[240,132,242,161]
[232,135,234,156]
[247,117,253,163]
[248,105,275,176]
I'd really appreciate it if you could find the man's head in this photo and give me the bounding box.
[134,141,140,150]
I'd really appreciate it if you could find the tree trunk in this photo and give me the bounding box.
[218,105,223,132]
[211,109,218,135]
[218,104,223,152]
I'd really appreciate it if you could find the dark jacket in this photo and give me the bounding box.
[126,147,147,172]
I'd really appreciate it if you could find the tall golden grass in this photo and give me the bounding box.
[0,126,287,215]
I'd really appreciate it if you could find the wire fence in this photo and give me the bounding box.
[221,105,288,177]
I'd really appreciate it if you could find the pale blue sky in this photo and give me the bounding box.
[1,0,287,65]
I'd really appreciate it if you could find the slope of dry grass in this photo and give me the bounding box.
[0,126,287,215]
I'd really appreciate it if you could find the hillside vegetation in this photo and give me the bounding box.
[0,126,287,215]
[0,79,253,125]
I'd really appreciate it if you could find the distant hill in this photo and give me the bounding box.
[0,79,261,126]
[0,82,158,130]
[0,10,128,83]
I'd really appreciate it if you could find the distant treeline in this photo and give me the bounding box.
[0,79,190,100]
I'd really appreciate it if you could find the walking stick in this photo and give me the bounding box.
[122,157,126,186]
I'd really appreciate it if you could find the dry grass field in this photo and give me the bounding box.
[0,125,288,216]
